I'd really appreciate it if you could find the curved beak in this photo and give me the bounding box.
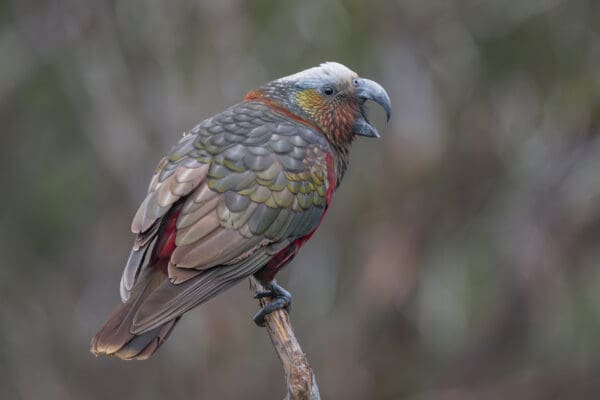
[353,78,392,138]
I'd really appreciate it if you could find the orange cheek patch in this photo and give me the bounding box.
[295,89,326,118]
[296,89,359,138]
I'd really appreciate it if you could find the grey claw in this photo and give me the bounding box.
[252,281,292,327]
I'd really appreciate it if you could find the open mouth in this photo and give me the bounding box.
[359,102,371,126]
[353,101,380,138]
[352,78,390,138]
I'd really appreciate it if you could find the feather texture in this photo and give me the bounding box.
[92,100,335,359]
[90,58,391,360]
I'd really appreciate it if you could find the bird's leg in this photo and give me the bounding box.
[253,280,292,327]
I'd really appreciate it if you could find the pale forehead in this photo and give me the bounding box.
[277,62,358,86]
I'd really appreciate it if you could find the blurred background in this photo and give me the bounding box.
[2,0,600,399]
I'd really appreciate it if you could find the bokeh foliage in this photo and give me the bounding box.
[2,0,600,399]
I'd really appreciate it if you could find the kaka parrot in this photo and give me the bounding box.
[91,62,391,360]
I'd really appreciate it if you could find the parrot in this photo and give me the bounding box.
[91,62,391,360]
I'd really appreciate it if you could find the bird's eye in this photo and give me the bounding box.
[322,86,335,96]
[352,78,360,87]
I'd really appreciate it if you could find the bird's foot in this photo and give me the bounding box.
[253,281,292,327]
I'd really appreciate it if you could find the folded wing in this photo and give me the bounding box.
[120,101,332,334]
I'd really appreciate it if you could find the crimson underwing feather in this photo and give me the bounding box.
[120,101,332,329]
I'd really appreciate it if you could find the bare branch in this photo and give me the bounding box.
[250,277,321,400]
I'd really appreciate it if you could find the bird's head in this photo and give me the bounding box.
[247,62,391,146]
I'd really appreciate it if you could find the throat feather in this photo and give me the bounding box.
[245,89,354,185]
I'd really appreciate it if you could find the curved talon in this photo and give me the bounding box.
[253,291,274,299]
[253,281,292,327]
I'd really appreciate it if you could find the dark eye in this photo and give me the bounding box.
[322,86,335,96]
[352,78,360,87]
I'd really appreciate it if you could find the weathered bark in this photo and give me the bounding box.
[250,277,321,400]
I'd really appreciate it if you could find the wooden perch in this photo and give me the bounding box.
[249,277,321,400]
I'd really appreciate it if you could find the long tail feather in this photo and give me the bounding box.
[91,268,179,360]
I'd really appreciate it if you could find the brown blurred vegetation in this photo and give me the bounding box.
[2,0,600,399]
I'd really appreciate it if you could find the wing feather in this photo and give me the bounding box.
[120,101,333,330]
